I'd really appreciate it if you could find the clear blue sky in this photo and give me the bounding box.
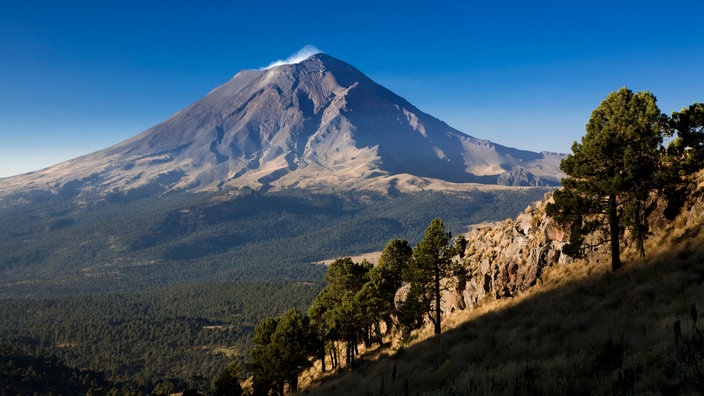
[1,0,703,177]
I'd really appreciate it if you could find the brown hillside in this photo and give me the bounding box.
[301,172,704,395]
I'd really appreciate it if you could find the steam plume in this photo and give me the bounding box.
[261,45,322,70]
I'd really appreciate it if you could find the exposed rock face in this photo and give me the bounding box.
[438,194,574,313]
[392,193,575,317]
[440,171,704,315]
[394,173,704,329]
[497,166,544,186]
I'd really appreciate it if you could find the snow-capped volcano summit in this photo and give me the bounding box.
[0,53,563,199]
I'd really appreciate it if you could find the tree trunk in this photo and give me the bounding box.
[346,340,352,368]
[375,321,383,345]
[434,263,441,335]
[333,344,337,369]
[289,376,298,394]
[636,202,646,257]
[329,342,337,369]
[609,193,621,271]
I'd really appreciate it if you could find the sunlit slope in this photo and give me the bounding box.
[304,177,704,395]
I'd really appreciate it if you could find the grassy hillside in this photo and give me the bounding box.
[302,192,704,395]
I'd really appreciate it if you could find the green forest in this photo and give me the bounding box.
[0,188,548,297]
[0,281,322,394]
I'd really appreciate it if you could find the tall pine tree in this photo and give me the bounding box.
[547,87,665,270]
[404,218,458,335]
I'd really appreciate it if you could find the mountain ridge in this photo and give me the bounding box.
[0,54,563,201]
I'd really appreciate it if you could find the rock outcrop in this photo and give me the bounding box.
[438,195,570,313]
[440,170,704,316]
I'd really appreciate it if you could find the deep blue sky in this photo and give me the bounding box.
[1,0,703,177]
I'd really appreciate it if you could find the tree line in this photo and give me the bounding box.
[6,87,700,395]
[237,218,467,395]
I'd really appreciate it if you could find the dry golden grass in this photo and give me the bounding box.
[299,187,704,395]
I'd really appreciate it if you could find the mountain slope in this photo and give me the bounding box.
[0,54,562,200]
[307,239,704,395]
[303,173,704,395]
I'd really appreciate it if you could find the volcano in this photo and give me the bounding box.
[0,53,563,199]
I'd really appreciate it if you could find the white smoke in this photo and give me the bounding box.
[261,45,323,70]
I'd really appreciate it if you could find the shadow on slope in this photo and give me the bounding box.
[305,233,704,395]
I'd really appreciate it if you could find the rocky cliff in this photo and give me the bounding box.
[456,197,572,310]
[442,172,704,314]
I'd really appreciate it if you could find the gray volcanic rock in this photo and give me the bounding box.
[0,54,563,199]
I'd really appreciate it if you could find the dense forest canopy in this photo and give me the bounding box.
[0,189,548,297]
[0,281,322,394]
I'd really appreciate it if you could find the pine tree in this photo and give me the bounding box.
[212,361,243,396]
[377,239,412,292]
[247,309,317,395]
[308,258,371,369]
[547,87,665,270]
[668,102,704,174]
[403,218,458,335]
